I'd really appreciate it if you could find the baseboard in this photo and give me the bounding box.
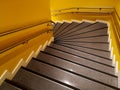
[47,37,54,46]
[23,51,35,67]
[34,45,42,58]
[8,59,24,80]
[41,41,48,51]
[0,70,8,85]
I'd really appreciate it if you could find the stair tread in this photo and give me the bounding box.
[56,43,110,59]
[37,52,118,86]
[27,60,117,90]
[56,22,82,38]
[12,68,71,90]
[53,22,63,35]
[44,46,114,75]
[55,22,71,37]
[56,41,109,51]
[0,82,21,90]
[55,22,70,37]
[56,22,91,38]
[57,27,108,39]
[56,22,107,39]
[50,43,112,67]
[57,35,108,43]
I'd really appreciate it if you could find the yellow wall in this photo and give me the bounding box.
[51,0,118,11]
[0,0,51,34]
[115,0,120,16]
[0,0,53,85]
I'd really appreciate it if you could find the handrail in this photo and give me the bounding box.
[51,7,114,16]
[0,21,54,54]
[114,9,120,38]
[52,7,114,12]
[0,20,55,37]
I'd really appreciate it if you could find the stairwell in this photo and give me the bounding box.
[0,21,120,90]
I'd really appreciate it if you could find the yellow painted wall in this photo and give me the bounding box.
[0,0,51,33]
[51,0,118,11]
[115,0,120,16]
[0,0,53,85]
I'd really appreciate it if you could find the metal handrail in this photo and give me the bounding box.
[0,20,55,37]
[52,7,114,12]
[114,9,120,38]
[0,21,54,54]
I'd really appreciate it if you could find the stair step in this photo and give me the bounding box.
[56,22,80,38]
[27,59,118,90]
[56,43,110,59]
[0,82,21,90]
[37,52,118,87]
[56,22,107,40]
[57,35,108,43]
[55,22,70,37]
[50,43,112,66]
[56,41,109,51]
[56,22,91,39]
[56,27,108,40]
[53,22,62,36]
[44,47,115,75]
[12,68,72,90]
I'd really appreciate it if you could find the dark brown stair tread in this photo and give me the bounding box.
[55,22,70,37]
[56,43,110,59]
[56,22,91,39]
[56,41,109,51]
[26,60,117,90]
[56,22,107,39]
[44,47,114,75]
[12,68,72,90]
[37,52,118,87]
[53,22,62,33]
[49,43,112,67]
[56,22,80,38]
[57,27,108,40]
[58,35,108,43]
[0,82,21,90]
[69,22,107,35]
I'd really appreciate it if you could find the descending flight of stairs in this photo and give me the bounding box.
[0,21,120,90]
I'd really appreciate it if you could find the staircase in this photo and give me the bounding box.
[0,21,120,90]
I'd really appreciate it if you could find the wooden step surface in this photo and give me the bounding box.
[12,68,72,90]
[49,43,113,67]
[56,42,110,59]
[26,59,118,90]
[37,52,118,87]
[0,82,21,90]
